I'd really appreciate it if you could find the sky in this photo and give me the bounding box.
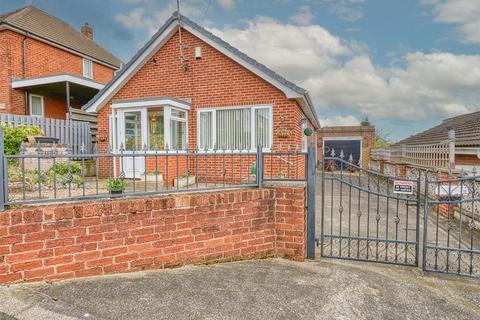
[2,0,480,142]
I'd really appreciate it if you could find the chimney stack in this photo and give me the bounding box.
[81,23,93,40]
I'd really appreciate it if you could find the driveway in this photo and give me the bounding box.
[1,259,479,320]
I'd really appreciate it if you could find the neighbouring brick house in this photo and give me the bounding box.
[0,6,121,119]
[393,111,480,171]
[317,125,375,168]
[83,12,320,183]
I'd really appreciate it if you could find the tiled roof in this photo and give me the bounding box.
[83,12,320,128]
[0,6,121,68]
[394,111,480,147]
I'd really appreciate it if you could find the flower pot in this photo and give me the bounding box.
[109,189,123,195]
[174,175,196,188]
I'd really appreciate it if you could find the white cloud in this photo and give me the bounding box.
[208,16,352,82]
[423,0,480,43]
[289,5,314,26]
[115,0,204,36]
[319,116,360,127]
[210,17,480,121]
[321,0,366,21]
[217,0,235,11]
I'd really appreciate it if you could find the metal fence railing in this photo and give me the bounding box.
[0,113,92,154]
[0,126,310,210]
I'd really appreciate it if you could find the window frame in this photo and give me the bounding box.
[83,58,93,79]
[113,105,189,153]
[196,105,273,152]
[29,94,44,117]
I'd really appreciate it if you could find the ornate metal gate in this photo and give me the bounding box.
[423,173,480,277]
[320,156,420,266]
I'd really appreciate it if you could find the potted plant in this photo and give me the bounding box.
[106,177,127,194]
[174,170,196,188]
[141,170,164,183]
[303,127,313,136]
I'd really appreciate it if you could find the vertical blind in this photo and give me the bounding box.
[199,112,212,149]
[255,108,270,148]
[199,107,271,150]
[171,120,186,150]
[216,108,251,150]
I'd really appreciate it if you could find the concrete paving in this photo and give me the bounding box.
[1,258,480,320]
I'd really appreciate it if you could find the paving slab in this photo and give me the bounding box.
[1,258,479,320]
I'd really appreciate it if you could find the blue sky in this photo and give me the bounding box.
[2,0,480,142]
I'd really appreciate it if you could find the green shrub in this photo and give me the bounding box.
[106,177,127,192]
[0,123,43,155]
[50,162,82,175]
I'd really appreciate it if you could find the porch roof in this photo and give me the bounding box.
[12,73,104,90]
[12,74,104,106]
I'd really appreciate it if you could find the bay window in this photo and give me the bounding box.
[198,105,272,150]
[115,103,189,152]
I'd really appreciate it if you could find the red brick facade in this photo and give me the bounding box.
[0,186,306,284]
[97,29,313,179]
[0,29,116,118]
[455,154,480,166]
[317,125,375,168]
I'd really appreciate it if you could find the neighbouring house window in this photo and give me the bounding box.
[29,94,44,117]
[148,109,165,150]
[198,106,272,150]
[83,59,93,78]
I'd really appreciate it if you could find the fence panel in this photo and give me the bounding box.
[0,114,91,154]
[371,141,452,171]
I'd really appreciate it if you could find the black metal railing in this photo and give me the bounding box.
[0,128,309,210]
[424,171,480,278]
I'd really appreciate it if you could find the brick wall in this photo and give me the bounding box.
[317,125,375,168]
[0,185,306,284]
[0,29,116,116]
[97,29,311,175]
[455,154,480,166]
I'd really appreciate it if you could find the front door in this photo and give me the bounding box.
[119,109,146,179]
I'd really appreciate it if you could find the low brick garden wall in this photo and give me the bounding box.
[0,185,306,284]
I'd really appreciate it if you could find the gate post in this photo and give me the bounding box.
[0,126,5,211]
[306,144,316,259]
[256,145,264,188]
[422,174,429,271]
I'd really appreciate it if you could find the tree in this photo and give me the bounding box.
[375,129,392,148]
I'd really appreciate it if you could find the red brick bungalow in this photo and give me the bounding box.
[83,12,320,184]
[0,6,121,119]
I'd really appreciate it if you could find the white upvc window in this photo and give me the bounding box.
[29,94,44,117]
[83,58,93,79]
[114,104,189,152]
[197,105,272,151]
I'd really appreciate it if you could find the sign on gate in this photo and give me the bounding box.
[393,180,414,194]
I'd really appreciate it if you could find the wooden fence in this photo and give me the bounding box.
[0,114,91,154]
[67,109,98,149]
[371,140,453,170]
